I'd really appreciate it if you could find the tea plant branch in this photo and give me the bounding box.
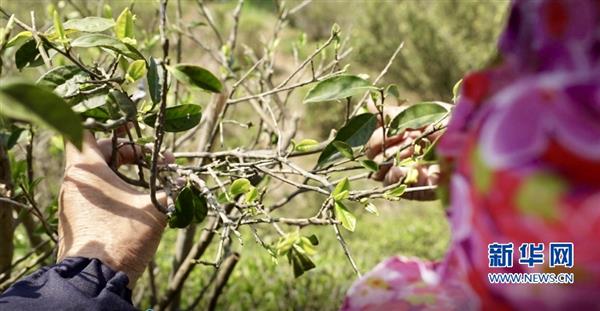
[18,184,57,243]
[332,220,361,277]
[0,197,32,212]
[185,265,219,311]
[207,252,240,311]
[0,8,102,80]
[0,239,50,277]
[196,0,224,47]
[288,0,313,15]
[150,0,170,214]
[226,0,244,53]
[148,260,159,307]
[275,30,338,90]
[351,41,405,117]
[29,11,52,69]
[156,216,220,310]
[0,248,53,292]
[239,217,338,227]
[227,70,344,104]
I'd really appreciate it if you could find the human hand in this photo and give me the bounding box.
[57,131,171,288]
[364,103,442,200]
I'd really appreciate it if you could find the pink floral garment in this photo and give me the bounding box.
[342,0,600,310]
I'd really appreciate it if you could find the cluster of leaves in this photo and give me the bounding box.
[0,7,222,151]
[276,231,319,278]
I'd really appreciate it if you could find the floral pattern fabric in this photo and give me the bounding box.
[342,0,600,310]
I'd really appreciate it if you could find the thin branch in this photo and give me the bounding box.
[0,249,52,291]
[275,31,338,90]
[197,0,224,47]
[226,0,244,52]
[150,0,170,214]
[227,70,345,105]
[239,217,337,226]
[207,252,240,311]
[332,221,361,277]
[351,41,404,117]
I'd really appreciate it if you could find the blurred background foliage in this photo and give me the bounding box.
[1,0,508,309]
[291,0,507,100]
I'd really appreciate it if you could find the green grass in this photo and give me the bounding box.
[144,200,450,310]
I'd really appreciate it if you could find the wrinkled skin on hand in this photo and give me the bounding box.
[58,132,172,288]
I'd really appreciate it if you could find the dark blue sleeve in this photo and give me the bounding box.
[0,257,138,311]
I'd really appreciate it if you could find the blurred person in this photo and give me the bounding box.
[343,0,600,310]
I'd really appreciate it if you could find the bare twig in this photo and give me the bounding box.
[150,0,170,214]
[351,42,404,117]
[332,221,361,277]
[207,252,240,311]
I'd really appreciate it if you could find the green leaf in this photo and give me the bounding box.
[294,138,319,152]
[115,8,136,45]
[37,65,88,97]
[15,39,41,70]
[387,102,448,137]
[71,34,144,60]
[0,125,25,150]
[296,252,316,277]
[80,106,110,122]
[63,17,115,33]
[332,177,350,201]
[303,75,376,104]
[289,252,303,277]
[318,113,377,166]
[452,79,463,103]
[147,57,160,105]
[126,59,146,83]
[307,234,319,246]
[71,94,108,114]
[404,167,419,184]
[360,159,379,172]
[217,191,232,204]
[383,184,407,200]
[102,4,113,18]
[0,79,83,149]
[52,9,66,41]
[289,248,316,278]
[277,232,299,256]
[143,104,202,132]
[6,31,32,48]
[333,190,349,202]
[245,187,259,203]
[37,65,81,89]
[422,136,440,161]
[334,201,356,232]
[230,178,252,197]
[385,84,400,98]
[167,64,222,93]
[169,186,207,228]
[299,237,316,255]
[108,90,136,118]
[191,195,208,224]
[365,202,379,216]
[332,140,354,160]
